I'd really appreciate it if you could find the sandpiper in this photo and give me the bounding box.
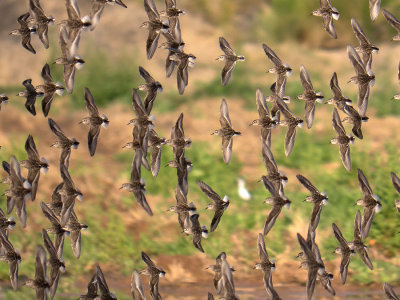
[148,129,167,177]
[296,174,328,232]
[217,37,245,86]
[29,0,55,49]
[168,185,196,230]
[141,0,169,59]
[342,104,368,140]
[331,108,355,172]
[65,209,88,259]
[90,0,127,30]
[42,229,65,300]
[160,0,185,30]
[80,88,109,156]
[356,169,381,239]
[24,246,50,299]
[9,13,37,54]
[198,181,229,232]
[140,252,166,300]
[20,134,48,201]
[183,214,208,253]
[347,45,375,118]
[48,118,79,169]
[254,233,280,299]
[0,93,9,111]
[167,113,192,159]
[0,230,21,290]
[138,66,163,114]
[78,273,98,299]
[261,176,291,236]
[351,18,379,71]
[17,79,44,116]
[276,97,304,157]
[250,89,278,147]
[332,223,355,284]
[312,0,340,39]
[297,65,324,129]
[383,282,400,300]
[263,43,292,93]
[55,26,85,94]
[211,99,241,164]
[40,202,69,251]
[327,72,353,112]
[36,64,65,117]
[168,48,196,94]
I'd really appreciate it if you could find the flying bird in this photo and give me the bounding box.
[382,9,400,41]
[211,99,241,164]
[29,0,55,48]
[17,79,44,116]
[217,37,245,86]
[9,13,36,54]
[140,252,166,300]
[331,108,354,171]
[312,0,340,39]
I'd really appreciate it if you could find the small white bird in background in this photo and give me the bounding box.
[237,177,251,200]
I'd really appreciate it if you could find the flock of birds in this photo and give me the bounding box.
[0,0,400,299]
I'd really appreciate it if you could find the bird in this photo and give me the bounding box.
[296,174,328,232]
[351,18,379,71]
[148,129,167,177]
[331,108,355,172]
[0,208,16,235]
[40,202,69,251]
[89,0,127,31]
[24,245,50,299]
[36,64,65,117]
[123,125,151,171]
[356,169,381,240]
[261,176,291,236]
[265,79,289,123]
[17,79,44,116]
[96,266,117,299]
[341,104,368,140]
[383,282,400,300]
[297,65,324,129]
[369,0,381,22]
[138,66,163,114]
[211,99,241,164]
[171,152,191,196]
[0,230,21,290]
[206,252,235,291]
[167,185,196,230]
[8,155,35,228]
[160,18,185,77]
[263,43,292,92]
[312,0,339,39]
[332,223,355,284]
[0,93,9,110]
[217,254,239,300]
[131,269,146,300]
[120,149,153,216]
[48,118,79,169]
[48,182,64,217]
[127,88,154,156]
[237,177,251,201]
[198,180,230,232]
[59,165,83,227]
[140,252,166,300]
[183,214,208,253]
[382,9,400,41]
[159,0,185,30]
[297,233,326,300]
[348,210,373,270]
[217,37,245,86]
[254,233,281,299]
[64,209,88,259]
[250,88,278,147]
[327,72,353,112]
[9,13,37,54]
[61,0,92,49]
[78,273,98,299]
[276,97,304,157]
[141,0,169,59]
[168,48,196,94]
[20,134,49,201]
[167,113,192,159]
[54,25,85,94]
[261,143,288,194]
[347,45,375,118]
[208,293,214,300]
[390,172,400,214]
[79,88,109,156]
[42,229,65,300]
[29,0,55,49]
